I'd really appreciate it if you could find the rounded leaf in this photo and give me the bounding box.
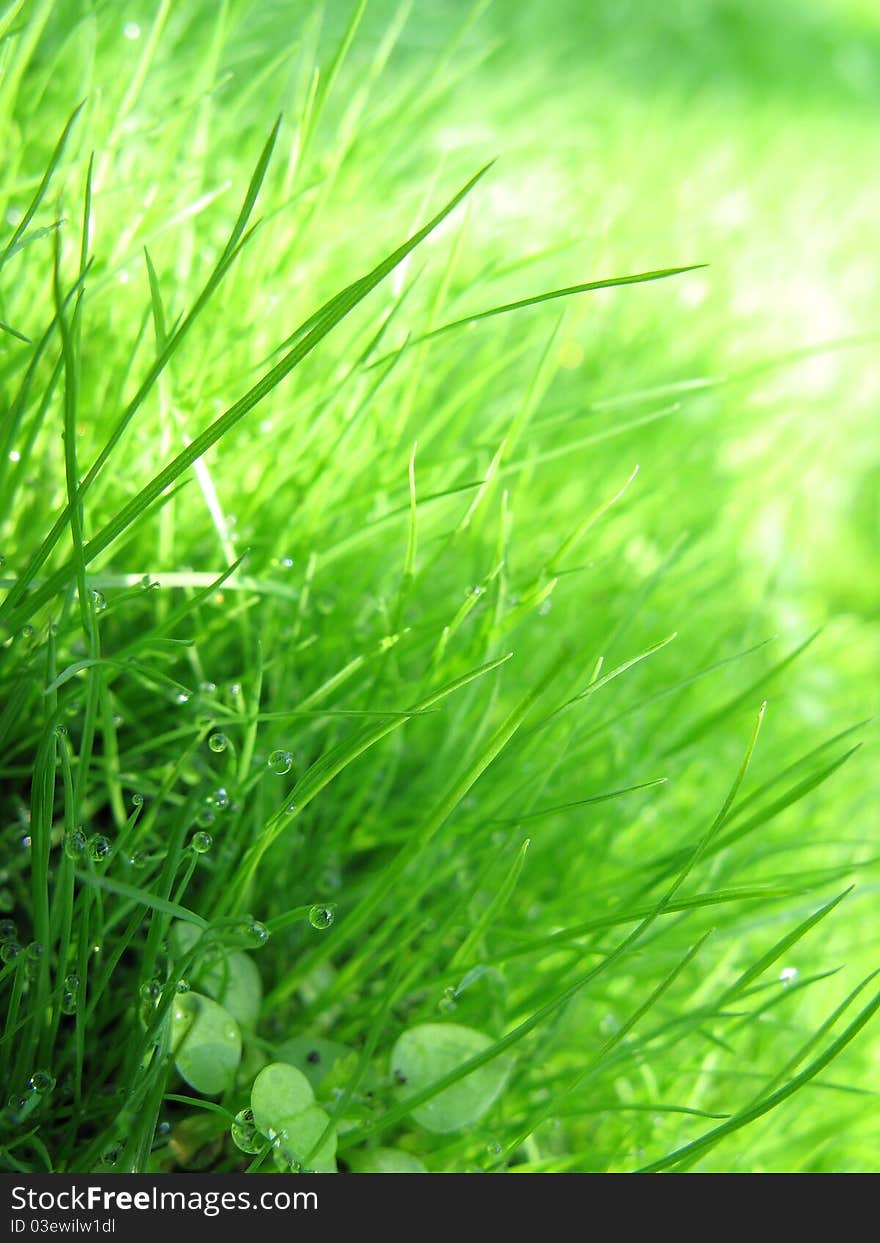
[250,1062,314,1135]
[171,992,241,1096]
[390,1022,512,1134]
[271,1105,337,1173]
[170,922,262,1028]
[349,1147,427,1173]
[275,1034,353,1090]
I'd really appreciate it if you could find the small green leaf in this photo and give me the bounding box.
[271,1105,337,1173]
[171,992,241,1097]
[275,1034,353,1090]
[349,1147,427,1173]
[390,1023,513,1134]
[250,1062,314,1135]
[170,922,262,1028]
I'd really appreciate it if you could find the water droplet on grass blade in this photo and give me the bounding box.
[438,987,457,1014]
[27,1070,55,1094]
[1,943,22,963]
[0,919,17,943]
[132,793,144,808]
[208,732,228,753]
[239,918,269,948]
[91,590,106,613]
[308,904,335,930]
[63,828,87,860]
[191,831,213,854]
[140,979,161,1003]
[231,1107,264,1154]
[87,834,111,862]
[268,749,293,776]
[196,806,216,828]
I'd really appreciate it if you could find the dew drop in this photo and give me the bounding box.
[235,917,269,948]
[0,919,17,944]
[25,941,44,963]
[64,973,80,991]
[175,978,189,993]
[27,1069,55,1095]
[190,831,213,854]
[308,904,335,931]
[213,787,230,810]
[196,805,216,828]
[268,749,293,776]
[438,987,457,1014]
[91,590,106,613]
[132,793,144,808]
[0,942,22,964]
[87,834,112,862]
[129,850,148,870]
[779,966,799,985]
[54,724,68,738]
[63,828,87,860]
[61,991,78,1015]
[175,690,191,705]
[123,21,141,39]
[208,732,228,753]
[20,624,34,639]
[139,979,161,1003]
[231,1107,264,1154]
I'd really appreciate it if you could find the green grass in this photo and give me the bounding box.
[1,0,878,1174]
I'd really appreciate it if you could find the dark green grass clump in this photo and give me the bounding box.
[1,0,878,1174]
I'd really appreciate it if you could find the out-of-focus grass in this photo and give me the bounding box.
[0,0,877,1172]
